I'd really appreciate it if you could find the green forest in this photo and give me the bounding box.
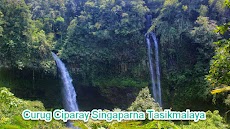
[0,0,229,128]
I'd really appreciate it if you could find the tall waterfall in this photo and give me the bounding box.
[151,32,162,106]
[146,15,162,106]
[146,35,157,102]
[51,52,79,128]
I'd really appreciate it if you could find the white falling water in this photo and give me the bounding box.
[52,52,79,112]
[146,35,157,102]
[145,14,162,106]
[150,32,162,107]
[52,52,79,128]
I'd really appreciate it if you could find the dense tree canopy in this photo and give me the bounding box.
[0,0,55,72]
[207,0,230,107]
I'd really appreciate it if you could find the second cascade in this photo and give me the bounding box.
[145,32,162,107]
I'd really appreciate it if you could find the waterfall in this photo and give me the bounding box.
[150,32,162,107]
[146,15,152,30]
[145,15,162,106]
[146,35,157,102]
[51,52,79,128]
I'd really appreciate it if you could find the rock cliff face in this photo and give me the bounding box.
[98,86,140,109]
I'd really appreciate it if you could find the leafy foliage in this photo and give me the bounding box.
[61,0,150,85]
[0,0,55,72]
[0,87,66,129]
[190,16,218,44]
[181,110,229,129]
[75,110,228,129]
[128,87,162,111]
[225,94,230,106]
[206,4,230,107]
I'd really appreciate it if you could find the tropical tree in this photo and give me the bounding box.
[207,0,230,107]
